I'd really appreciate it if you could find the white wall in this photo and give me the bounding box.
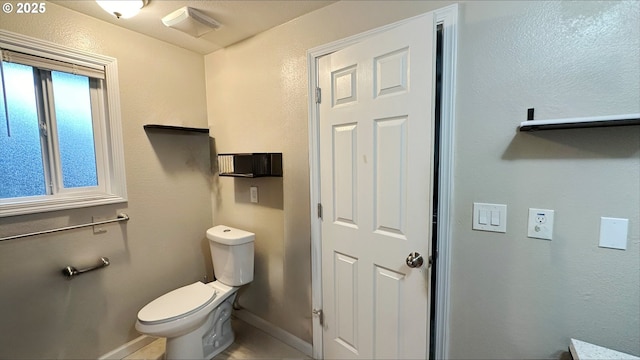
[0,3,212,358]
[450,1,639,358]
[205,0,639,357]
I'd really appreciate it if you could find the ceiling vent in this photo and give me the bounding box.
[162,7,221,38]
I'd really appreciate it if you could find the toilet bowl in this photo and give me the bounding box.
[135,281,237,359]
[135,225,254,359]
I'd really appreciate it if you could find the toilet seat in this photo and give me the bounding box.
[138,282,217,325]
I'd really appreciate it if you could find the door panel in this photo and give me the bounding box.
[333,124,358,226]
[374,116,408,236]
[334,252,359,352]
[374,265,405,359]
[320,13,435,360]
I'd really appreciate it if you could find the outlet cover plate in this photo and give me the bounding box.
[92,216,107,234]
[527,208,554,240]
[250,186,258,203]
[599,217,628,250]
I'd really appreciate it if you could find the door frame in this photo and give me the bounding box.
[306,5,458,359]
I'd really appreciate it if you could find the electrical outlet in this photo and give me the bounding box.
[528,208,554,240]
[250,186,258,203]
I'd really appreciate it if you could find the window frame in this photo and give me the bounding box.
[0,29,127,217]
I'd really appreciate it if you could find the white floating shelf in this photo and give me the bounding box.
[519,113,640,131]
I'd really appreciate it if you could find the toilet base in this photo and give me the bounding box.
[165,293,237,360]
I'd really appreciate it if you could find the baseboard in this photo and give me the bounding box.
[98,313,312,359]
[98,335,157,360]
[234,309,313,357]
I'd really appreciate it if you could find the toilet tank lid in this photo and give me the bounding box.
[207,225,255,245]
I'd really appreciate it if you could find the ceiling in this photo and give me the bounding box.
[52,0,336,54]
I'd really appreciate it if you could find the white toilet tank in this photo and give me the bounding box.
[206,225,255,286]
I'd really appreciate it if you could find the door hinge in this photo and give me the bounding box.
[312,308,324,326]
[317,203,323,220]
[315,87,321,104]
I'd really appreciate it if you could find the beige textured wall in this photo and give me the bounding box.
[205,0,449,343]
[0,1,637,358]
[0,3,212,358]
[206,0,639,357]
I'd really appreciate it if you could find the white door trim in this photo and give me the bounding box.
[306,5,458,359]
[431,4,458,360]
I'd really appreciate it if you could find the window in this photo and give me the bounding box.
[0,30,127,217]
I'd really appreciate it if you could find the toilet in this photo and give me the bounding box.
[135,225,254,359]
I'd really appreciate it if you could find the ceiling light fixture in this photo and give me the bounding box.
[96,0,148,19]
[162,7,221,38]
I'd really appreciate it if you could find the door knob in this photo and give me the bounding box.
[405,252,424,268]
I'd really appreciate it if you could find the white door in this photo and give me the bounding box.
[319,13,435,360]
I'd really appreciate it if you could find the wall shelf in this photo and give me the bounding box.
[519,113,640,131]
[218,153,282,178]
[143,124,209,134]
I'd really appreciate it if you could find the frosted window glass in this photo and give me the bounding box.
[51,71,97,188]
[0,62,46,198]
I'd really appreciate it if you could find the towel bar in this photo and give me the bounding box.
[62,257,110,279]
[0,213,129,242]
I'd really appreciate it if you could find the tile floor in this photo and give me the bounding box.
[124,318,311,360]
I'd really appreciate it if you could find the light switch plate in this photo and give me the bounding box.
[473,203,507,233]
[92,216,107,234]
[599,217,628,250]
